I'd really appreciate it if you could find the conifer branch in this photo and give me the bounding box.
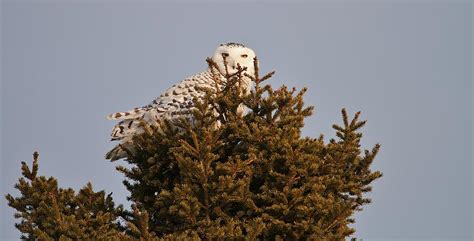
[260,71,275,82]
[342,108,349,128]
[222,53,230,77]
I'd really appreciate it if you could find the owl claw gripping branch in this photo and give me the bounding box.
[106,43,257,161]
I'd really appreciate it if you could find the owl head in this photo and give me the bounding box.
[211,42,257,77]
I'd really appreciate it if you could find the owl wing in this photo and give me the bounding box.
[106,69,218,160]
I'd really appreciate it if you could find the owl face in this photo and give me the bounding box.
[211,43,257,77]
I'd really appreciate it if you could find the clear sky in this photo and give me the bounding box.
[1,1,472,240]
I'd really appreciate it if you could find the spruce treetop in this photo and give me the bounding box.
[7,58,382,240]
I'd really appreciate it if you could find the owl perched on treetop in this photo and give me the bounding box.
[105,43,257,161]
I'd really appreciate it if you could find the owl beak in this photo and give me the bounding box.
[231,61,238,70]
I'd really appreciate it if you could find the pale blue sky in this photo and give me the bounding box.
[1,1,472,240]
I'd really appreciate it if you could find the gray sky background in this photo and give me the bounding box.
[1,1,472,240]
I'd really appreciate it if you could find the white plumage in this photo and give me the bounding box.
[106,43,257,161]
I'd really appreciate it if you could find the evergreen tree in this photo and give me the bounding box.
[6,58,382,240]
[5,152,124,240]
[5,152,160,241]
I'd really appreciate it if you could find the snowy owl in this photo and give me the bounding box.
[105,42,257,161]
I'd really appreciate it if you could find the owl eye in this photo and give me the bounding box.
[222,53,229,57]
[241,54,248,58]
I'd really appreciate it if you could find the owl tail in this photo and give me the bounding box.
[110,119,139,140]
[105,143,135,161]
[107,107,150,120]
